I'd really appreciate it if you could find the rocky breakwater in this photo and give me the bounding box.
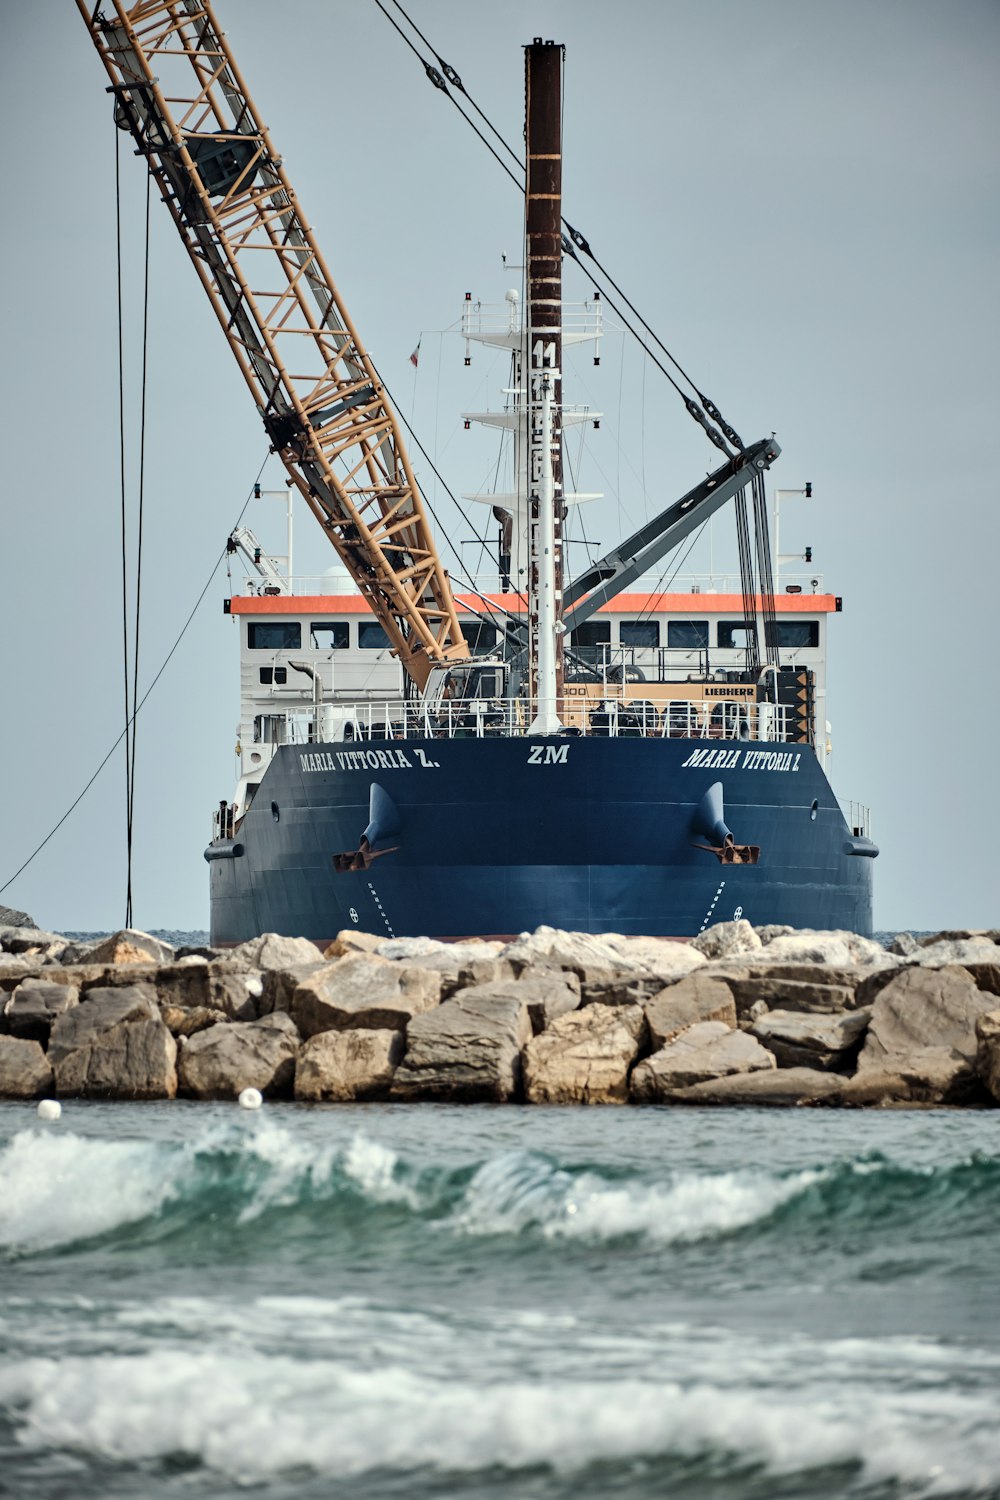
[2,916,1000,1107]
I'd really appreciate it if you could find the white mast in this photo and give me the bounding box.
[529,370,563,733]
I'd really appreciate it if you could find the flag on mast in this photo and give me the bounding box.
[409,338,421,368]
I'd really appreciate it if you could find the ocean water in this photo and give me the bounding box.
[1,1103,999,1499]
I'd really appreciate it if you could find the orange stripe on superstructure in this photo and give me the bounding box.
[229,591,839,616]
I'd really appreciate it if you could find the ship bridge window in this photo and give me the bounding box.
[461,621,498,653]
[359,622,391,649]
[718,621,758,650]
[668,620,709,648]
[765,619,820,649]
[569,621,611,664]
[310,621,350,649]
[258,667,288,685]
[248,622,301,650]
[620,620,660,648]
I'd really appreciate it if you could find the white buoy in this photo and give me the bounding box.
[37,1099,62,1121]
[238,1087,263,1110]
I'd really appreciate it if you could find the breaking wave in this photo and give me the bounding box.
[1,1334,998,1493]
[1,1119,998,1261]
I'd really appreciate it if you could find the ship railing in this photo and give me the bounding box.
[840,799,872,838]
[282,699,795,743]
[461,298,602,341]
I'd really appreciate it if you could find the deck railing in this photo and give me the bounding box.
[279,698,796,744]
[840,799,872,838]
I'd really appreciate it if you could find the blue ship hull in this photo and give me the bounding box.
[207,735,875,943]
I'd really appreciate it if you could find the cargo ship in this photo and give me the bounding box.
[80,5,876,943]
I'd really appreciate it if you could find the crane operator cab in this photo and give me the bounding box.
[422,659,509,709]
[421,659,511,736]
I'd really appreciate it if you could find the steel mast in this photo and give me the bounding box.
[525,39,565,733]
[77,0,469,691]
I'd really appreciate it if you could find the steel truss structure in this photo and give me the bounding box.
[78,0,469,688]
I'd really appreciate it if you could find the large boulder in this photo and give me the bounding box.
[290,954,442,1037]
[501,928,635,982]
[391,988,533,1102]
[831,1061,978,1108]
[631,1022,774,1102]
[178,1013,300,1099]
[256,963,327,1017]
[152,961,264,1021]
[295,1028,404,1102]
[48,985,177,1099]
[975,1010,1000,1103]
[1,962,112,997]
[0,906,37,929]
[612,936,707,981]
[720,974,859,1017]
[374,936,503,965]
[752,1008,871,1070]
[857,965,994,1069]
[854,965,996,1104]
[644,974,737,1049]
[372,938,507,997]
[0,954,44,990]
[906,937,1000,970]
[459,974,579,1034]
[229,933,324,970]
[323,929,383,959]
[522,1003,646,1105]
[500,927,704,985]
[690,919,762,959]
[4,978,79,1043]
[653,1067,845,1107]
[0,924,66,958]
[87,929,176,966]
[0,1035,53,1097]
[756,929,887,967]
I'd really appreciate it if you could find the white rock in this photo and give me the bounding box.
[690,920,762,959]
[758,929,886,967]
[906,937,1000,969]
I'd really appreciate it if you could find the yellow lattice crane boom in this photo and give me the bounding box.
[78,0,469,689]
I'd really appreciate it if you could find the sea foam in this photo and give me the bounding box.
[1,1342,998,1491]
[0,1130,176,1254]
[448,1149,818,1245]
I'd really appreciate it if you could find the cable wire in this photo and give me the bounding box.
[115,130,134,927]
[376,0,743,455]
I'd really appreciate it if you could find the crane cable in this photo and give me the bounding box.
[114,129,152,929]
[375,0,744,457]
[373,361,529,636]
[116,150,153,928]
[0,459,271,904]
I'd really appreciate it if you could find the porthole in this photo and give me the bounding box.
[810,799,819,822]
[271,802,280,822]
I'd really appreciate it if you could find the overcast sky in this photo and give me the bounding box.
[2,0,997,934]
